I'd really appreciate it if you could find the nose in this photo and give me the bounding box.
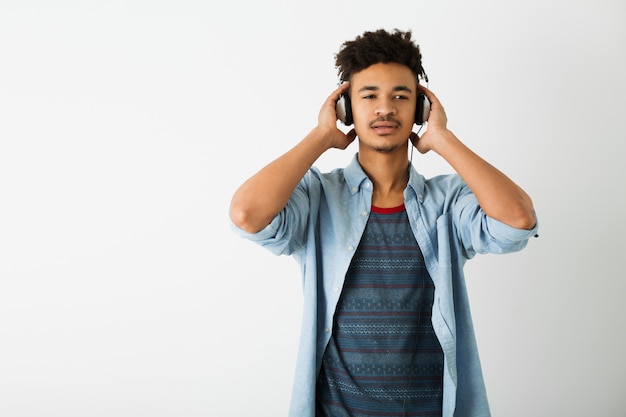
[375,98,396,117]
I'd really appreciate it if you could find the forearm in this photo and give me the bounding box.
[229,128,332,233]
[434,131,536,230]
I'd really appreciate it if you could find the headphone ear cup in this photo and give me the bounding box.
[336,94,353,125]
[414,94,430,125]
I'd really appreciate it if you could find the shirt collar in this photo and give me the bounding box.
[344,154,426,203]
[344,154,370,195]
[407,162,426,204]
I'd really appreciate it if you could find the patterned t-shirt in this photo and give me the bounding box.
[316,204,444,417]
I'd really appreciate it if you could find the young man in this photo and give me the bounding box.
[230,29,538,417]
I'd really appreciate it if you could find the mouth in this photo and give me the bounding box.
[370,120,400,135]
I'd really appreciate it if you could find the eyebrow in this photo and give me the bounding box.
[357,85,414,94]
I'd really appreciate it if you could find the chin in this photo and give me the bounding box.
[372,145,403,153]
[368,138,408,153]
[367,134,409,152]
[357,128,410,150]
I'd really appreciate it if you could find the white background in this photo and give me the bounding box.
[1,1,625,416]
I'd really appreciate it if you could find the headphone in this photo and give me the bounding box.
[335,69,430,126]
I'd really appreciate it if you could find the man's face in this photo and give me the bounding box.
[350,62,418,153]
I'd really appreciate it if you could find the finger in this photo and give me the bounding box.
[321,83,349,121]
[418,84,439,105]
[331,81,350,101]
[347,128,357,141]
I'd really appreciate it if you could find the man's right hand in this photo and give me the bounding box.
[316,82,357,151]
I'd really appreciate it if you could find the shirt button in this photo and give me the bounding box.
[334,287,340,292]
[418,194,423,200]
[361,211,368,216]
[347,245,354,251]
[365,182,371,188]
[325,328,330,333]
[352,187,357,193]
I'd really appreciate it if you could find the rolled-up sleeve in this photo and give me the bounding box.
[451,183,539,258]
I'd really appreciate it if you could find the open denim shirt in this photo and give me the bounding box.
[231,154,538,417]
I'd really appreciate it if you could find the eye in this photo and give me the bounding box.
[394,94,409,100]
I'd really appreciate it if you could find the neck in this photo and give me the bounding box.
[357,147,410,207]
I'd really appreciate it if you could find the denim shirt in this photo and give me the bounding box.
[231,154,538,417]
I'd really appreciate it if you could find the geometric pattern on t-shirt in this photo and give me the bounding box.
[316,204,444,417]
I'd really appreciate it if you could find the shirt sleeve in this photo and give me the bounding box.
[451,181,539,258]
[229,172,316,256]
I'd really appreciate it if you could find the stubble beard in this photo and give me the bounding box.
[371,143,404,153]
[366,116,407,153]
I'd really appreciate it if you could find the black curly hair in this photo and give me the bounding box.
[335,28,426,83]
